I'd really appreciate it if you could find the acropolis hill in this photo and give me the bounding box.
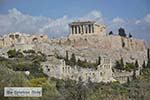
[0,21,148,83]
[0,21,148,65]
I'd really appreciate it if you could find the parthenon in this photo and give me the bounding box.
[69,21,106,36]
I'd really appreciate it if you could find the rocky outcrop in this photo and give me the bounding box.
[36,35,148,67]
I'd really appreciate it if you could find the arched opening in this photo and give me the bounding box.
[32,37,38,42]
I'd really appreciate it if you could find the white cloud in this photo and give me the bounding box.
[144,14,150,24]
[135,20,141,25]
[0,8,149,46]
[79,10,103,22]
[112,17,125,24]
[0,8,103,37]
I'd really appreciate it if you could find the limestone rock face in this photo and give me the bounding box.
[0,32,148,67]
[36,35,148,66]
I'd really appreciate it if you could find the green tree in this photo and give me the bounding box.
[65,50,69,61]
[115,58,124,70]
[115,61,121,70]
[135,60,139,70]
[129,33,132,38]
[118,28,126,37]
[120,58,124,69]
[147,48,150,59]
[7,49,17,58]
[70,53,76,66]
[132,69,136,80]
[147,59,150,68]
[142,61,146,69]
[77,58,82,66]
[125,63,135,71]
[127,77,130,84]
[98,56,101,65]
[109,31,113,35]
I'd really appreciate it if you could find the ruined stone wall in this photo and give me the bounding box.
[94,24,106,36]
[42,58,114,83]
[0,32,48,48]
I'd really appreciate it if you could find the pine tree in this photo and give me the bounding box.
[127,77,130,84]
[98,56,101,65]
[120,58,124,70]
[142,61,146,69]
[147,59,150,68]
[118,28,126,37]
[135,60,139,70]
[129,33,132,38]
[70,53,76,66]
[132,69,136,80]
[109,31,113,35]
[148,48,150,59]
[65,50,69,61]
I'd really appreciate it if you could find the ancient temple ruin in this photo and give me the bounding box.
[69,21,106,36]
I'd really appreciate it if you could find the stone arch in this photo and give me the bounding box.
[32,37,38,42]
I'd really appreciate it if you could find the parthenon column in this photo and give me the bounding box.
[86,25,89,33]
[78,25,81,34]
[79,25,82,34]
[74,26,77,34]
[70,26,73,34]
[72,26,74,34]
[81,25,83,34]
[92,24,94,33]
[83,25,86,34]
[76,25,79,34]
[88,24,91,33]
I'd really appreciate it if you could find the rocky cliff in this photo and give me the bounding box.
[35,34,148,67]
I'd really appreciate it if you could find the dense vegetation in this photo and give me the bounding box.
[1,49,150,100]
[114,58,139,71]
[56,51,101,69]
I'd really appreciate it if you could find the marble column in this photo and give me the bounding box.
[76,25,79,34]
[70,26,73,34]
[86,25,89,33]
[88,24,91,33]
[72,26,74,34]
[74,26,77,34]
[83,25,85,34]
[81,25,83,34]
[78,25,81,34]
[92,24,94,33]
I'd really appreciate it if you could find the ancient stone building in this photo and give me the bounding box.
[42,57,115,83]
[69,21,106,37]
[0,32,48,48]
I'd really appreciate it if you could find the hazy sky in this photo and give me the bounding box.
[0,0,150,46]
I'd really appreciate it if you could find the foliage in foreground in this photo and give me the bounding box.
[1,53,150,100]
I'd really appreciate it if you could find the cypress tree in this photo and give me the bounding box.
[132,69,136,80]
[118,28,126,37]
[127,77,130,84]
[142,61,146,69]
[70,53,76,66]
[148,48,150,59]
[109,31,113,35]
[147,59,150,68]
[65,50,69,61]
[98,56,101,65]
[135,60,139,70]
[120,58,124,70]
[129,33,132,38]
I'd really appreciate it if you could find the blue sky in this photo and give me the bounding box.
[0,0,150,45]
[0,0,149,19]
